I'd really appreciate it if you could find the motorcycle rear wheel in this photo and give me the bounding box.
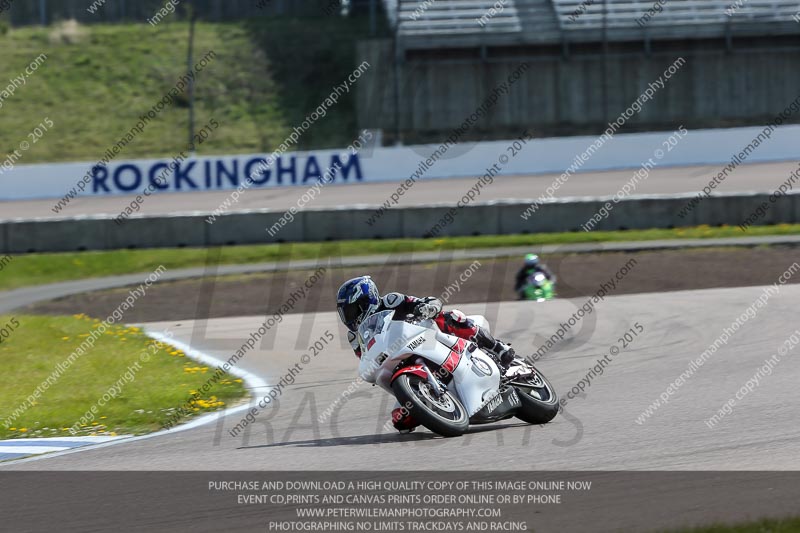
[510,368,559,424]
[392,374,469,437]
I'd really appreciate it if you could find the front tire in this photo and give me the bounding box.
[392,374,469,437]
[511,368,559,424]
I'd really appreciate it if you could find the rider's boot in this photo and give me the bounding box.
[391,407,419,433]
[472,327,515,371]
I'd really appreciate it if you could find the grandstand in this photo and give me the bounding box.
[358,0,800,141]
[388,0,800,49]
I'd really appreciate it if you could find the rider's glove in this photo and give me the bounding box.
[415,298,442,319]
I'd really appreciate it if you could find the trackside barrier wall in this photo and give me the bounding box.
[2,192,799,253]
[2,125,800,201]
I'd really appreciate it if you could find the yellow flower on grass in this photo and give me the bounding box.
[62,337,70,341]
[19,428,27,432]
[9,427,16,431]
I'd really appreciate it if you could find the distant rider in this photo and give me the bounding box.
[336,276,516,432]
[514,253,555,299]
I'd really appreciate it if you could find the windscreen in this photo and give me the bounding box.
[357,310,394,347]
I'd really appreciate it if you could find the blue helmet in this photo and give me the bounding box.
[524,253,540,267]
[336,276,380,331]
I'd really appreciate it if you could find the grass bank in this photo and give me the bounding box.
[0,17,373,164]
[0,224,798,291]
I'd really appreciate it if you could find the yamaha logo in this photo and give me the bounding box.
[485,394,503,412]
[406,337,425,351]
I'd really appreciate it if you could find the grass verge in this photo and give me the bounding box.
[0,314,246,440]
[0,224,798,291]
[668,517,800,532]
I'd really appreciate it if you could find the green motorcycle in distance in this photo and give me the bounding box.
[518,272,556,302]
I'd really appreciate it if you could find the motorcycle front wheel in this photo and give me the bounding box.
[392,374,469,437]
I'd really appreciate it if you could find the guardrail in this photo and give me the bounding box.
[1,191,798,253]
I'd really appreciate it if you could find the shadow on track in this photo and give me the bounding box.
[237,423,533,449]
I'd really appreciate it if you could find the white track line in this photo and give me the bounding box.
[0,331,268,466]
[1,445,86,455]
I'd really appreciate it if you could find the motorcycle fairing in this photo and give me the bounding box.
[469,386,522,424]
[358,310,502,416]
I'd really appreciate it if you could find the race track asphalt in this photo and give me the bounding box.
[4,280,800,532]
[5,283,799,472]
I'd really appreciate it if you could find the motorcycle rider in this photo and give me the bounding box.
[514,253,555,298]
[336,275,516,432]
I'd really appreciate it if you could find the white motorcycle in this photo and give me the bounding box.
[358,310,559,437]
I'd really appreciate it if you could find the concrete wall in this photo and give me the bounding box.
[10,125,799,201]
[357,38,800,142]
[3,192,798,253]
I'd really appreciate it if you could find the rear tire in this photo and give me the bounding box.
[511,368,559,424]
[392,374,469,437]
